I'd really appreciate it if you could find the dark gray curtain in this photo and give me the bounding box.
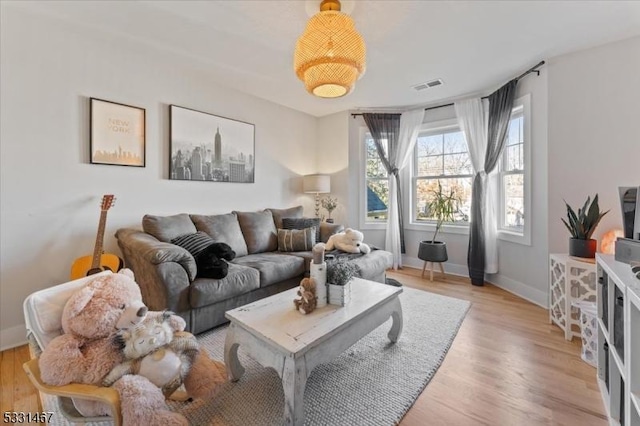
[362,113,405,252]
[468,80,517,285]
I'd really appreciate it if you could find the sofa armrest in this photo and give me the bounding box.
[320,222,345,243]
[115,229,194,317]
[116,229,197,280]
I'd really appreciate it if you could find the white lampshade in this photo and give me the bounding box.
[303,174,330,194]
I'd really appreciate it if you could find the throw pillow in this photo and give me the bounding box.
[278,227,316,252]
[282,217,321,242]
[171,232,215,258]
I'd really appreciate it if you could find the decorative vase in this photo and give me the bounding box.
[569,238,597,258]
[310,261,327,307]
[328,281,351,306]
[418,241,448,263]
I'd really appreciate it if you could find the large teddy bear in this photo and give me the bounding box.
[38,269,225,426]
[325,228,371,254]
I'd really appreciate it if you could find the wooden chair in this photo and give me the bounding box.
[22,271,122,425]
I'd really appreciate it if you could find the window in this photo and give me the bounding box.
[499,94,531,245]
[364,136,388,222]
[413,127,473,225]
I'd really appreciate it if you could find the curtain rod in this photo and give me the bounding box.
[351,60,545,118]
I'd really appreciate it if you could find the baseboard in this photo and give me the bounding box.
[401,255,469,278]
[486,274,548,308]
[1,323,27,352]
[401,255,548,309]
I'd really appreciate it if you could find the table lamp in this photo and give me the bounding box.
[303,174,330,217]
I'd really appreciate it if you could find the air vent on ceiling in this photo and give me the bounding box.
[412,79,443,91]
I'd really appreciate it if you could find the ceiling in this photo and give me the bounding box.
[13,1,640,117]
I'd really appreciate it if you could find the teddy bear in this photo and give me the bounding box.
[293,277,317,314]
[38,269,225,426]
[103,311,200,398]
[195,241,236,279]
[324,228,371,254]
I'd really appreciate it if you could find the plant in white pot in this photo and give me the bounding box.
[418,182,460,265]
[326,259,358,306]
[561,194,609,258]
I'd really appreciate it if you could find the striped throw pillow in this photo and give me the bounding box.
[282,217,321,242]
[277,227,316,252]
[171,231,214,258]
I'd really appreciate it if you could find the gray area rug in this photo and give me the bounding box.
[171,286,470,425]
[42,286,469,425]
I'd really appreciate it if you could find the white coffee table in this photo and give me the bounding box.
[224,277,403,426]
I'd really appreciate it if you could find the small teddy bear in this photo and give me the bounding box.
[325,228,371,254]
[293,277,317,314]
[103,311,200,398]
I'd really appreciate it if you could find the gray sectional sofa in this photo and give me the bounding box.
[115,206,393,334]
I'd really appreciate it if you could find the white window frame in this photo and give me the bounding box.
[405,119,470,236]
[359,127,388,230]
[498,93,531,246]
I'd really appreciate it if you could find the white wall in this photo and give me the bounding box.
[0,6,317,350]
[316,112,350,226]
[548,36,640,255]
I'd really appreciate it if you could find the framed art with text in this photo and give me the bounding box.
[90,98,146,167]
[169,105,255,183]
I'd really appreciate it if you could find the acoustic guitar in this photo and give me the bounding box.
[70,194,124,279]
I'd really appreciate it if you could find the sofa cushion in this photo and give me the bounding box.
[232,253,305,287]
[190,263,260,308]
[143,213,197,242]
[191,213,248,257]
[234,210,278,254]
[267,205,303,230]
[277,227,316,252]
[286,251,315,272]
[282,217,321,242]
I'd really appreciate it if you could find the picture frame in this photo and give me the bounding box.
[90,98,146,167]
[169,105,255,183]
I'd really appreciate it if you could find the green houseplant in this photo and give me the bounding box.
[418,182,460,265]
[561,194,609,258]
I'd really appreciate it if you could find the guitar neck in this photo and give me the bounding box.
[91,210,108,269]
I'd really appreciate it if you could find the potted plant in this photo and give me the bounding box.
[321,196,338,223]
[561,194,609,258]
[418,182,460,264]
[326,258,358,306]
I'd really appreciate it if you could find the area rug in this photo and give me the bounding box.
[42,286,469,425]
[171,286,469,425]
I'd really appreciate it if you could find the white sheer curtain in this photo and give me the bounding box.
[385,108,425,269]
[454,98,500,274]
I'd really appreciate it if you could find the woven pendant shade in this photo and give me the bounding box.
[294,1,366,98]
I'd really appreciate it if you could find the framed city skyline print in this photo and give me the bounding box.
[169,105,255,183]
[90,98,145,167]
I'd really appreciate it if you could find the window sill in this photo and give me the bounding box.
[405,222,470,236]
[360,222,387,231]
[498,229,531,246]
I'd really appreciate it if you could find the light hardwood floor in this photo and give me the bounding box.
[1,268,607,425]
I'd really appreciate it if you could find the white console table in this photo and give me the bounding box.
[595,254,640,426]
[549,253,597,340]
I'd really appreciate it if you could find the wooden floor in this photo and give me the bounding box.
[392,268,607,426]
[1,268,607,425]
